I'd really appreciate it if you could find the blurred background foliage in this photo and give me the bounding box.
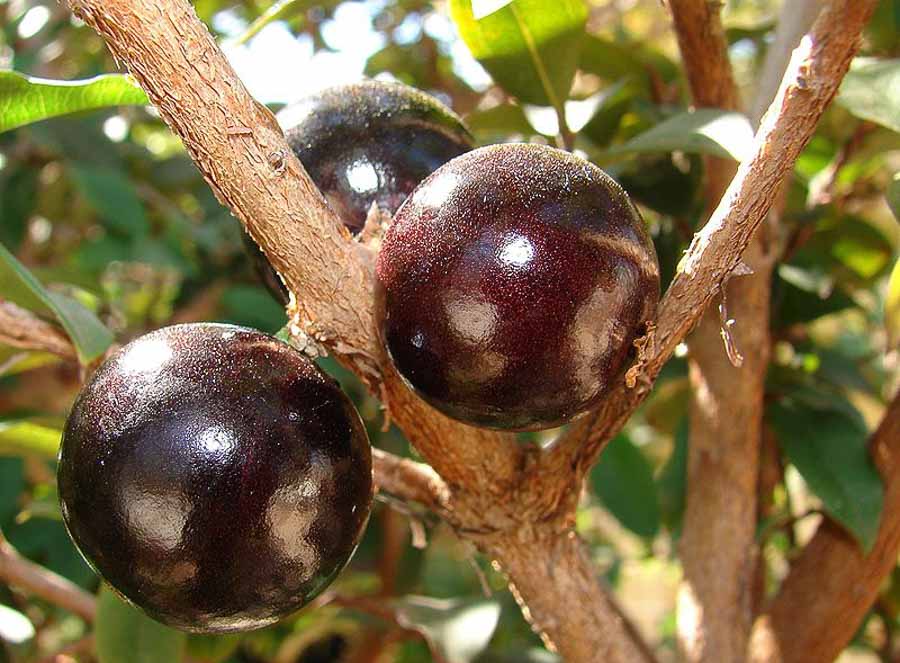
[0,0,898,661]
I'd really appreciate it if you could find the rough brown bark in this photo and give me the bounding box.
[481,529,657,663]
[59,2,647,659]
[0,300,79,361]
[666,2,772,660]
[749,393,900,663]
[545,0,875,491]
[63,0,522,499]
[51,0,877,659]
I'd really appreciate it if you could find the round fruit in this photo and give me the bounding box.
[57,323,373,632]
[245,79,475,303]
[375,143,660,431]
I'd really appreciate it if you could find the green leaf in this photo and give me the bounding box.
[0,242,114,364]
[0,420,61,459]
[0,72,147,134]
[394,597,501,663]
[657,417,688,533]
[219,285,286,334]
[449,0,587,107]
[0,457,25,527]
[770,398,883,552]
[473,0,515,18]
[888,172,900,221]
[579,35,679,91]
[886,258,900,350]
[96,587,186,663]
[610,109,753,161]
[0,168,38,251]
[590,434,660,539]
[837,58,900,134]
[70,165,150,239]
[185,634,241,663]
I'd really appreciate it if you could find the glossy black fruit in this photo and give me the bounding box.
[245,79,475,303]
[58,323,373,632]
[375,143,660,431]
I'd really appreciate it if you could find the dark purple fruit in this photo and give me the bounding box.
[245,79,475,303]
[375,144,660,431]
[57,323,373,632]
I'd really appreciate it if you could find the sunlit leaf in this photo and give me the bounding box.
[395,597,501,663]
[591,434,660,539]
[0,72,147,134]
[837,58,900,134]
[0,420,61,459]
[770,397,883,552]
[886,258,900,350]
[450,0,587,107]
[0,242,114,364]
[610,109,753,161]
[472,0,515,19]
[0,604,34,645]
[96,587,186,663]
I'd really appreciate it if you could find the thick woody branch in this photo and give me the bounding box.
[666,2,768,662]
[545,0,877,483]
[0,300,78,361]
[749,393,900,663]
[63,0,521,495]
[667,0,740,109]
[0,535,97,622]
[480,530,659,663]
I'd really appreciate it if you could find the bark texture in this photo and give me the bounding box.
[481,529,657,663]
[54,0,877,659]
[749,393,900,663]
[0,300,79,360]
[667,2,772,660]
[546,0,874,488]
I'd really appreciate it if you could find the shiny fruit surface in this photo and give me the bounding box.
[246,79,474,303]
[376,143,660,431]
[57,323,373,632]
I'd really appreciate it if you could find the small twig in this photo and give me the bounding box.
[545,0,879,483]
[0,301,77,361]
[372,449,449,514]
[0,534,96,622]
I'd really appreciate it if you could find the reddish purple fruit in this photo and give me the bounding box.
[57,324,373,632]
[245,80,474,303]
[375,144,660,431]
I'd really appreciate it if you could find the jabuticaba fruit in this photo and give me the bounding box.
[244,79,474,303]
[57,323,373,632]
[375,143,660,431]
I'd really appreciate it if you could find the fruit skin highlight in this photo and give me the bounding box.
[245,79,474,302]
[375,143,661,432]
[57,323,373,633]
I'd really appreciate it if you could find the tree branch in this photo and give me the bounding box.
[0,535,97,622]
[0,300,78,361]
[372,449,449,513]
[480,529,659,663]
[665,2,774,661]
[62,0,522,497]
[749,392,900,663]
[544,0,877,487]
